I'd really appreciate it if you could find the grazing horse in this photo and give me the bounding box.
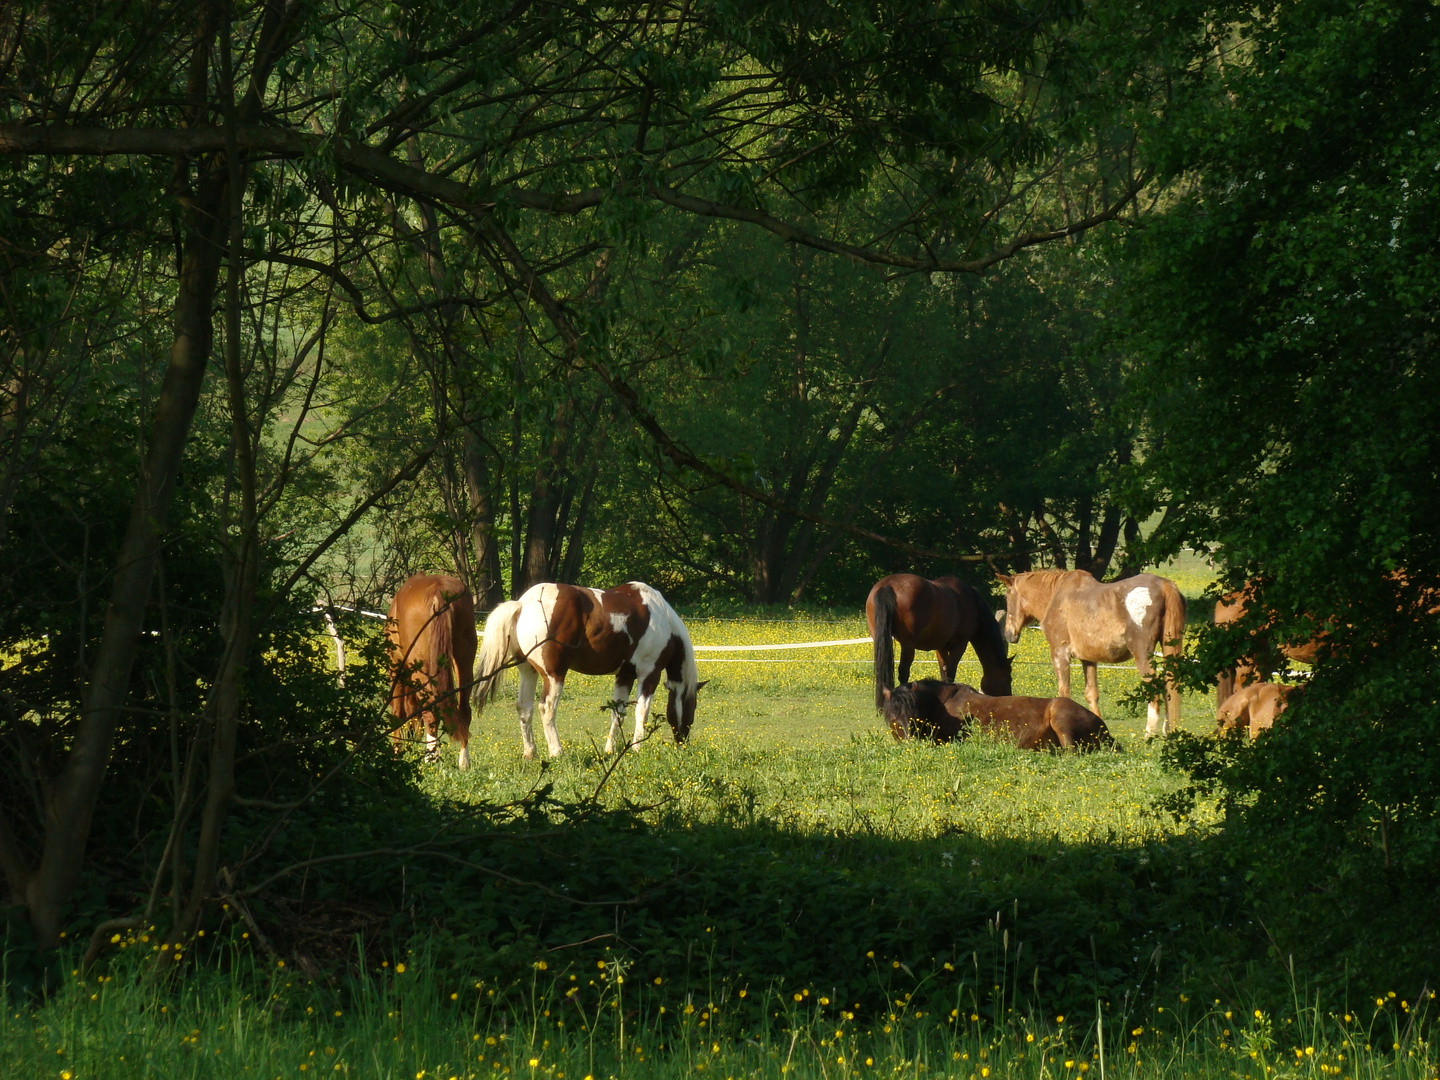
[997,569,1187,738]
[866,573,1012,709]
[385,574,477,769]
[474,581,704,760]
[881,680,1115,750]
[1217,682,1294,738]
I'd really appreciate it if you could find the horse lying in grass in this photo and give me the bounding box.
[1217,682,1294,738]
[880,679,1116,751]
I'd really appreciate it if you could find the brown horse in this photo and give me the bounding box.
[1213,584,1319,703]
[474,581,703,760]
[998,569,1187,737]
[385,574,477,769]
[1217,682,1294,738]
[866,574,1012,709]
[1214,573,1440,701]
[881,680,1115,750]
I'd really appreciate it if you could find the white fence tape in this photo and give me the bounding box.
[692,637,871,652]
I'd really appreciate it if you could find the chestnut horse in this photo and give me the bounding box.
[1213,583,1319,704]
[866,574,1012,709]
[385,574,477,769]
[998,569,1187,737]
[881,680,1114,750]
[474,581,703,760]
[1217,682,1294,738]
[1214,573,1440,701]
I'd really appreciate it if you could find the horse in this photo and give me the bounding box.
[880,680,1115,750]
[473,581,704,760]
[866,573,1012,710]
[1217,681,1294,738]
[997,569,1187,738]
[1213,583,1320,704]
[1214,573,1440,701]
[385,574,477,769]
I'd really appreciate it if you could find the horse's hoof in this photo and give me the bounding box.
[522,750,537,761]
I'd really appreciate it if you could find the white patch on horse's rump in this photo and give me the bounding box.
[1125,586,1153,626]
[609,612,632,639]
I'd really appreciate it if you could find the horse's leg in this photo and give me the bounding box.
[455,686,471,772]
[940,643,961,684]
[1136,652,1163,738]
[540,676,565,759]
[1082,660,1101,718]
[1052,648,1072,704]
[516,665,539,760]
[898,642,916,686]
[604,672,634,755]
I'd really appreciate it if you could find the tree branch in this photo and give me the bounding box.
[0,124,1146,276]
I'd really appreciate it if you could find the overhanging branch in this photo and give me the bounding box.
[0,124,1145,277]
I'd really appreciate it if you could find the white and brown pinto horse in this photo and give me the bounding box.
[385,574,477,769]
[474,581,703,759]
[997,569,1187,737]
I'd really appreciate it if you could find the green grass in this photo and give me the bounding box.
[5,945,1435,1080]
[7,600,1429,1080]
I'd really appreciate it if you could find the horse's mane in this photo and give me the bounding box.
[1015,569,1067,613]
[631,581,698,695]
[882,681,927,725]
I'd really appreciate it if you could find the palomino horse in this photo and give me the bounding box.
[1217,682,1294,739]
[474,581,704,760]
[880,680,1114,750]
[998,569,1187,737]
[866,574,1012,709]
[385,574,477,769]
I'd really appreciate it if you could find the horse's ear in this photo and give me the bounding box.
[995,572,1013,585]
[695,680,709,692]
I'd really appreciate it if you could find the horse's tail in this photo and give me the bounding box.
[429,590,457,730]
[1160,578,1187,653]
[474,599,523,709]
[872,584,897,710]
[1159,578,1188,722]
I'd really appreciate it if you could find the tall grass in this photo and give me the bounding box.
[4,943,1434,1079]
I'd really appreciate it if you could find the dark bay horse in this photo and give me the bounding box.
[386,574,477,769]
[866,574,1012,709]
[881,680,1115,750]
[998,569,1187,737]
[474,581,704,760]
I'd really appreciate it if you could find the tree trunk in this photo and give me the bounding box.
[1088,501,1123,579]
[463,422,504,606]
[24,161,229,949]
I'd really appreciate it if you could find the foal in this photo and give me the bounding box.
[881,680,1115,750]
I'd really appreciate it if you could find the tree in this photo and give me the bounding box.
[1120,0,1440,977]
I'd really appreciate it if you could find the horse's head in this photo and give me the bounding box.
[994,572,1033,644]
[980,650,1014,696]
[881,682,922,741]
[666,679,707,743]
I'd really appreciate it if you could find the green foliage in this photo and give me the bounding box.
[1117,0,1440,985]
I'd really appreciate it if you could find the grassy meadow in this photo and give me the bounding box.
[7,564,1428,1079]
